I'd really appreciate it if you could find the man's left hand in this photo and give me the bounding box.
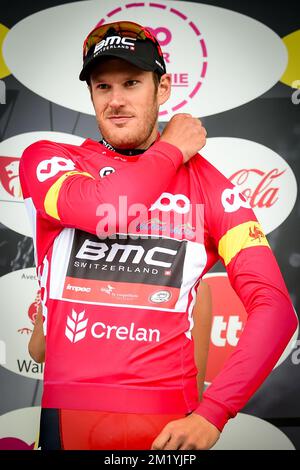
[150,413,220,450]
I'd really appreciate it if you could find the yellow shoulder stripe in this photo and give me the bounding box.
[44,171,94,220]
[33,429,40,450]
[218,221,270,266]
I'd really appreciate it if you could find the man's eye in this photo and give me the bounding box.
[126,80,138,87]
[96,84,109,90]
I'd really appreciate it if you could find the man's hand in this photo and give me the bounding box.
[160,114,207,163]
[150,413,220,450]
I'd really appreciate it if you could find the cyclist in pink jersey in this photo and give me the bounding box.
[21,20,297,450]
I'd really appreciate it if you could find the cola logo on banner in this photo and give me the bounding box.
[3,0,287,117]
[0,132,85,237]
[0,268,44,380]
[203,273,298,384]
[0,407,41,450]
[201,138,297,234]
[229,168,285,210]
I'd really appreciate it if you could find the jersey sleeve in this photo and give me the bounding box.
[19,139,183,236]
[191,155,298,432]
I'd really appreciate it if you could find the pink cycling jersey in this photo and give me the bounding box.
[19,137,298,432]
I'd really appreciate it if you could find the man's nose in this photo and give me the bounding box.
[108,88,126,108]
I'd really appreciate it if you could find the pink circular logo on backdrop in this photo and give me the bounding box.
[96,2,208,117]
[0,437,35,450]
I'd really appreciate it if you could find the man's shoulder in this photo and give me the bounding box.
[190,153,234,188]
[21,139,66,161]
[22,138,85,154]
[20,138,100,163]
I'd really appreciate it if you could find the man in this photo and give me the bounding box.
[20,21,297,450]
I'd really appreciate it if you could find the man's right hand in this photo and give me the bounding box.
[160,113,207,163]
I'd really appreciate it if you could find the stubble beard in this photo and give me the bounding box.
[99,98,159,150]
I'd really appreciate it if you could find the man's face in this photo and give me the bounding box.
[89,58,170,149]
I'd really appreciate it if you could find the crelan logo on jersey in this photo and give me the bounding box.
[65,309,88,343]
[64,310,161,344]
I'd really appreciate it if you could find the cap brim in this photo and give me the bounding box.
[79,50,157,81]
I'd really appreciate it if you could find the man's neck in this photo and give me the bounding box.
[100,137,155,156]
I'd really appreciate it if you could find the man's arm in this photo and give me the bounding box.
[19,139,183,237]
[151,155,298,450]
[191,156,298,433]
[194,245,298,427]
[192,281,212,401]
[28,303,45,364]
[19,115,206,237]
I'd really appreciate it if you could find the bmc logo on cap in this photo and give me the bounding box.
[94,36,136,54]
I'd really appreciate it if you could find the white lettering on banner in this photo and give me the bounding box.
[76,240,178,268]
[36,156,75,182]
[211,315,243,347]
[150,192,191,214]
[221,186,251,213]
[91,322,160,343]
[94,36,136,54]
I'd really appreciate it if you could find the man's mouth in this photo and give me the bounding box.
[108,116,134,125]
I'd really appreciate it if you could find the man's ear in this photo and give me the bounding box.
[157,74,171,106]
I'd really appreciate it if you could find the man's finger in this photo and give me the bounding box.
[162,434,185,450]
[151,430,171,450]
